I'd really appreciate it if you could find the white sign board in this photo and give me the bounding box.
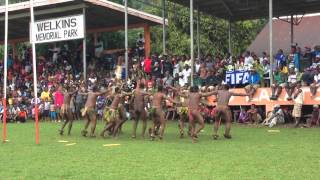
[31,14,84,44]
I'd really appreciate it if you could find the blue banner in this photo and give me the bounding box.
[225,70,250,85]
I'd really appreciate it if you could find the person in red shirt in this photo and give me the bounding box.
[143,56,152,75]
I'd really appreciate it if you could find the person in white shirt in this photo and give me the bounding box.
[310,70,320,97]
[95,38,104,58]
[244,51,254,66]
[49,46,61,63]
[262,104,285,128]
[180,64,191,86]
[292,82,304,127]
[285,68,298,100]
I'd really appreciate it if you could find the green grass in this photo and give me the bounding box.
[1,120,320,180]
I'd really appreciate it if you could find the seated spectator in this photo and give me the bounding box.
[270,69,284,100]
[310,67,320,97]
[306,105,320,128]
[17,107,27,123]
[238,107,249,123]
[262,105,285,128]
[245,68,260,100]
[301,68,314,86]
[247,104,261,124]
[285,68,298,101]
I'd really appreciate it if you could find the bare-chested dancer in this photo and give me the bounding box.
[81,86,109,137]
[131,83,151,139]
[179,86,217,143]
[59,86,78,135]
[100,87,127,138]
[150,85,178,140]
[213,84,248,140]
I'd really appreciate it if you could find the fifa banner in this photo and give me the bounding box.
[31,14,84,44]
[225,70,250,85]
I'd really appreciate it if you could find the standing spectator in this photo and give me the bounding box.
[143,56,152,75]
[95,37,104,59]
[50,101,57,122]
[136,33,145,58]
[40,87,51,101]
[292,82,303,127]
[275,49,286,67]
[54,86,64,122]
[244,51,254,66]
[180,64,191,87]
[163,71,174,87]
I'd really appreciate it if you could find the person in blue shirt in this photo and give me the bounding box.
[245,68,261,101]
[275,49,286,67]
[293,47,301,71]
[7,55,13,69]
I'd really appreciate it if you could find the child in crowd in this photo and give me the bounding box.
[43,99,51,121]
[50,100,57,122]
[17,108,27,123]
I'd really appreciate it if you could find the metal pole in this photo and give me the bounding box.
[83,8,87,80]
[162,0,166,55]
[190,0,194,86]
[124,0,129,81]
[269,0,273,85]
[2,0,8,143]
[197,6,200,60]
[30,0,39,144]
[228,19,232,54]
[290,14,294,45]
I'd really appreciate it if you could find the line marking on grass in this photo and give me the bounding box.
[268,130,280,133]
[103,144,121,147]
[58,140,69,143]
[65,143,77,146]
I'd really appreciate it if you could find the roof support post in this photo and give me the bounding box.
[190,0,194,86]
[290,14,294,45]
[83,7,87,81]
[2,0,8,143]
[162,0,166,55]
[228,19,232,55]
[144,25,151,58]
[124,0,128,81]
[269,0,273,85]
[197,6,200,60]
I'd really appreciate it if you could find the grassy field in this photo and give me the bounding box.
[1,120,320,180]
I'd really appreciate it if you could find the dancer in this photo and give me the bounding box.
[213,84,248,140]
[150,85,178,140]
[81,86,109,137]
[59,86,78,135]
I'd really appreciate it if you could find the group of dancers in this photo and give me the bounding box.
[58,81,249,143]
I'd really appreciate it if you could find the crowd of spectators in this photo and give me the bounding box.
[1,36,320,127]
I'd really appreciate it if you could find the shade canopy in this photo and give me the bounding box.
[0,0,165,43]
[169,0,320,21]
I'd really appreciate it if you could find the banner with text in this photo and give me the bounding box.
[225,70,250,85]
[31,14,84,44]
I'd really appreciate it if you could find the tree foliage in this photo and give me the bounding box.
[2,0,266,57]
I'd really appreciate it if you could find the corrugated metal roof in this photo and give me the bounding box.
[247,15,320,55]
[169,0,320,21]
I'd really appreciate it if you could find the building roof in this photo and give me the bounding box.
[169,0,320,21]
[0,0,166,42]
[247,15,320,55]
